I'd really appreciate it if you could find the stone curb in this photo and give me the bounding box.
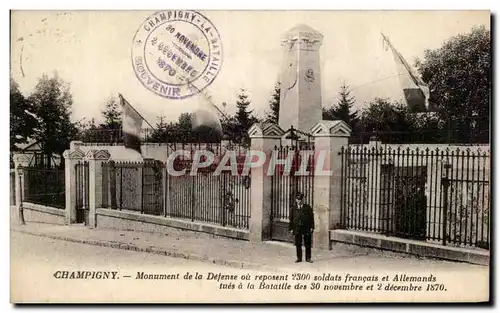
[12,228,283,273]
[330,229,490,266]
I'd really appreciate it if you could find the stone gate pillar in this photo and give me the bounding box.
[311,120,351,249]
[85,149,111,228]
[248,123,284,242]
[63,146,85,224]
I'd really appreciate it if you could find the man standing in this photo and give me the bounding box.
[289,192,314,263]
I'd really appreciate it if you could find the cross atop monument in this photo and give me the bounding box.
[278,24,324,134]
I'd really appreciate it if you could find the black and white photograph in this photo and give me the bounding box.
[8,9,491,303]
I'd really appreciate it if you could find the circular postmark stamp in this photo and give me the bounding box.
[132,10,223,100]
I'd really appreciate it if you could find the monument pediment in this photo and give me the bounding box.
[13,153,30,167]
[248,122,284,138]
[84,149,111,160]
[310,120,352,137]
[63,148,85,159]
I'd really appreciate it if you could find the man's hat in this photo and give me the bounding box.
[295,192,304,200]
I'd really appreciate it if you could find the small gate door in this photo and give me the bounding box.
[75,161,89,224]
[270,145,314,242]
[393,166,427,240]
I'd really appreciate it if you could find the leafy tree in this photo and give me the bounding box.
[221,115,238,141]
[75,117,99,142]
[147,113,222,143]
[100,96,122,129]
[357,98,417,142]
[176,112,194,142]
[265,82,280,123]
[415,26,490,143]
[28,73,78,167]
[193,124,223,143]
[10,78,37,151]
[79,96,122,143]
[413,112,443,143]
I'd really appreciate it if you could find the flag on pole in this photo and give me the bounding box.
[119,94,143,155]
[382,33,431,112]
[186,79,224,133]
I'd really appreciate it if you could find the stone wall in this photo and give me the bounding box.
[96,208,249,240]
[22,202,66,225]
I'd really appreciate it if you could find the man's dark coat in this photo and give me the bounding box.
[289,203,315,234]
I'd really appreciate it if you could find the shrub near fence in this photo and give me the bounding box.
[340,146,490,250]
[23,167,65,209]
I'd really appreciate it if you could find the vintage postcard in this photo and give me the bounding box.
[9,10,491,303]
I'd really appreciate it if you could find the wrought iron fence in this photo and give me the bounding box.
[23,167,65,209]
[167,145,251,229]
[340,145,490,250]
[79,128,155,144]
[271,145,315,220]
[269,145,315,242]
[349,128,490,145]
[101,147,251,229]
[168,142,224,153]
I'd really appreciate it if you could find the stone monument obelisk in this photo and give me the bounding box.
[278,24,324,133]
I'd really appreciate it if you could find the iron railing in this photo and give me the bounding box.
[349,128,490,145]
[23,167,65,209]
[101,146,251,229]
[168,144,251,229]
[271,145,315,221]
[269,145,315,242]
[79,129,227,145]
[79,128,154,144]
[340,145,490,250]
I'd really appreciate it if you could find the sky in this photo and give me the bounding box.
[10,10,490,126]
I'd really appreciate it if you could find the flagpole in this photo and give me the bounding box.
[118,93,156,130]
[185,79,231,122]
[381,33,416,83]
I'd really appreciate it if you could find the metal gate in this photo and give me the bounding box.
[142,160,164,216]
[390,166,427,240]
[75,161,89,224]
[270,130,314,242]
